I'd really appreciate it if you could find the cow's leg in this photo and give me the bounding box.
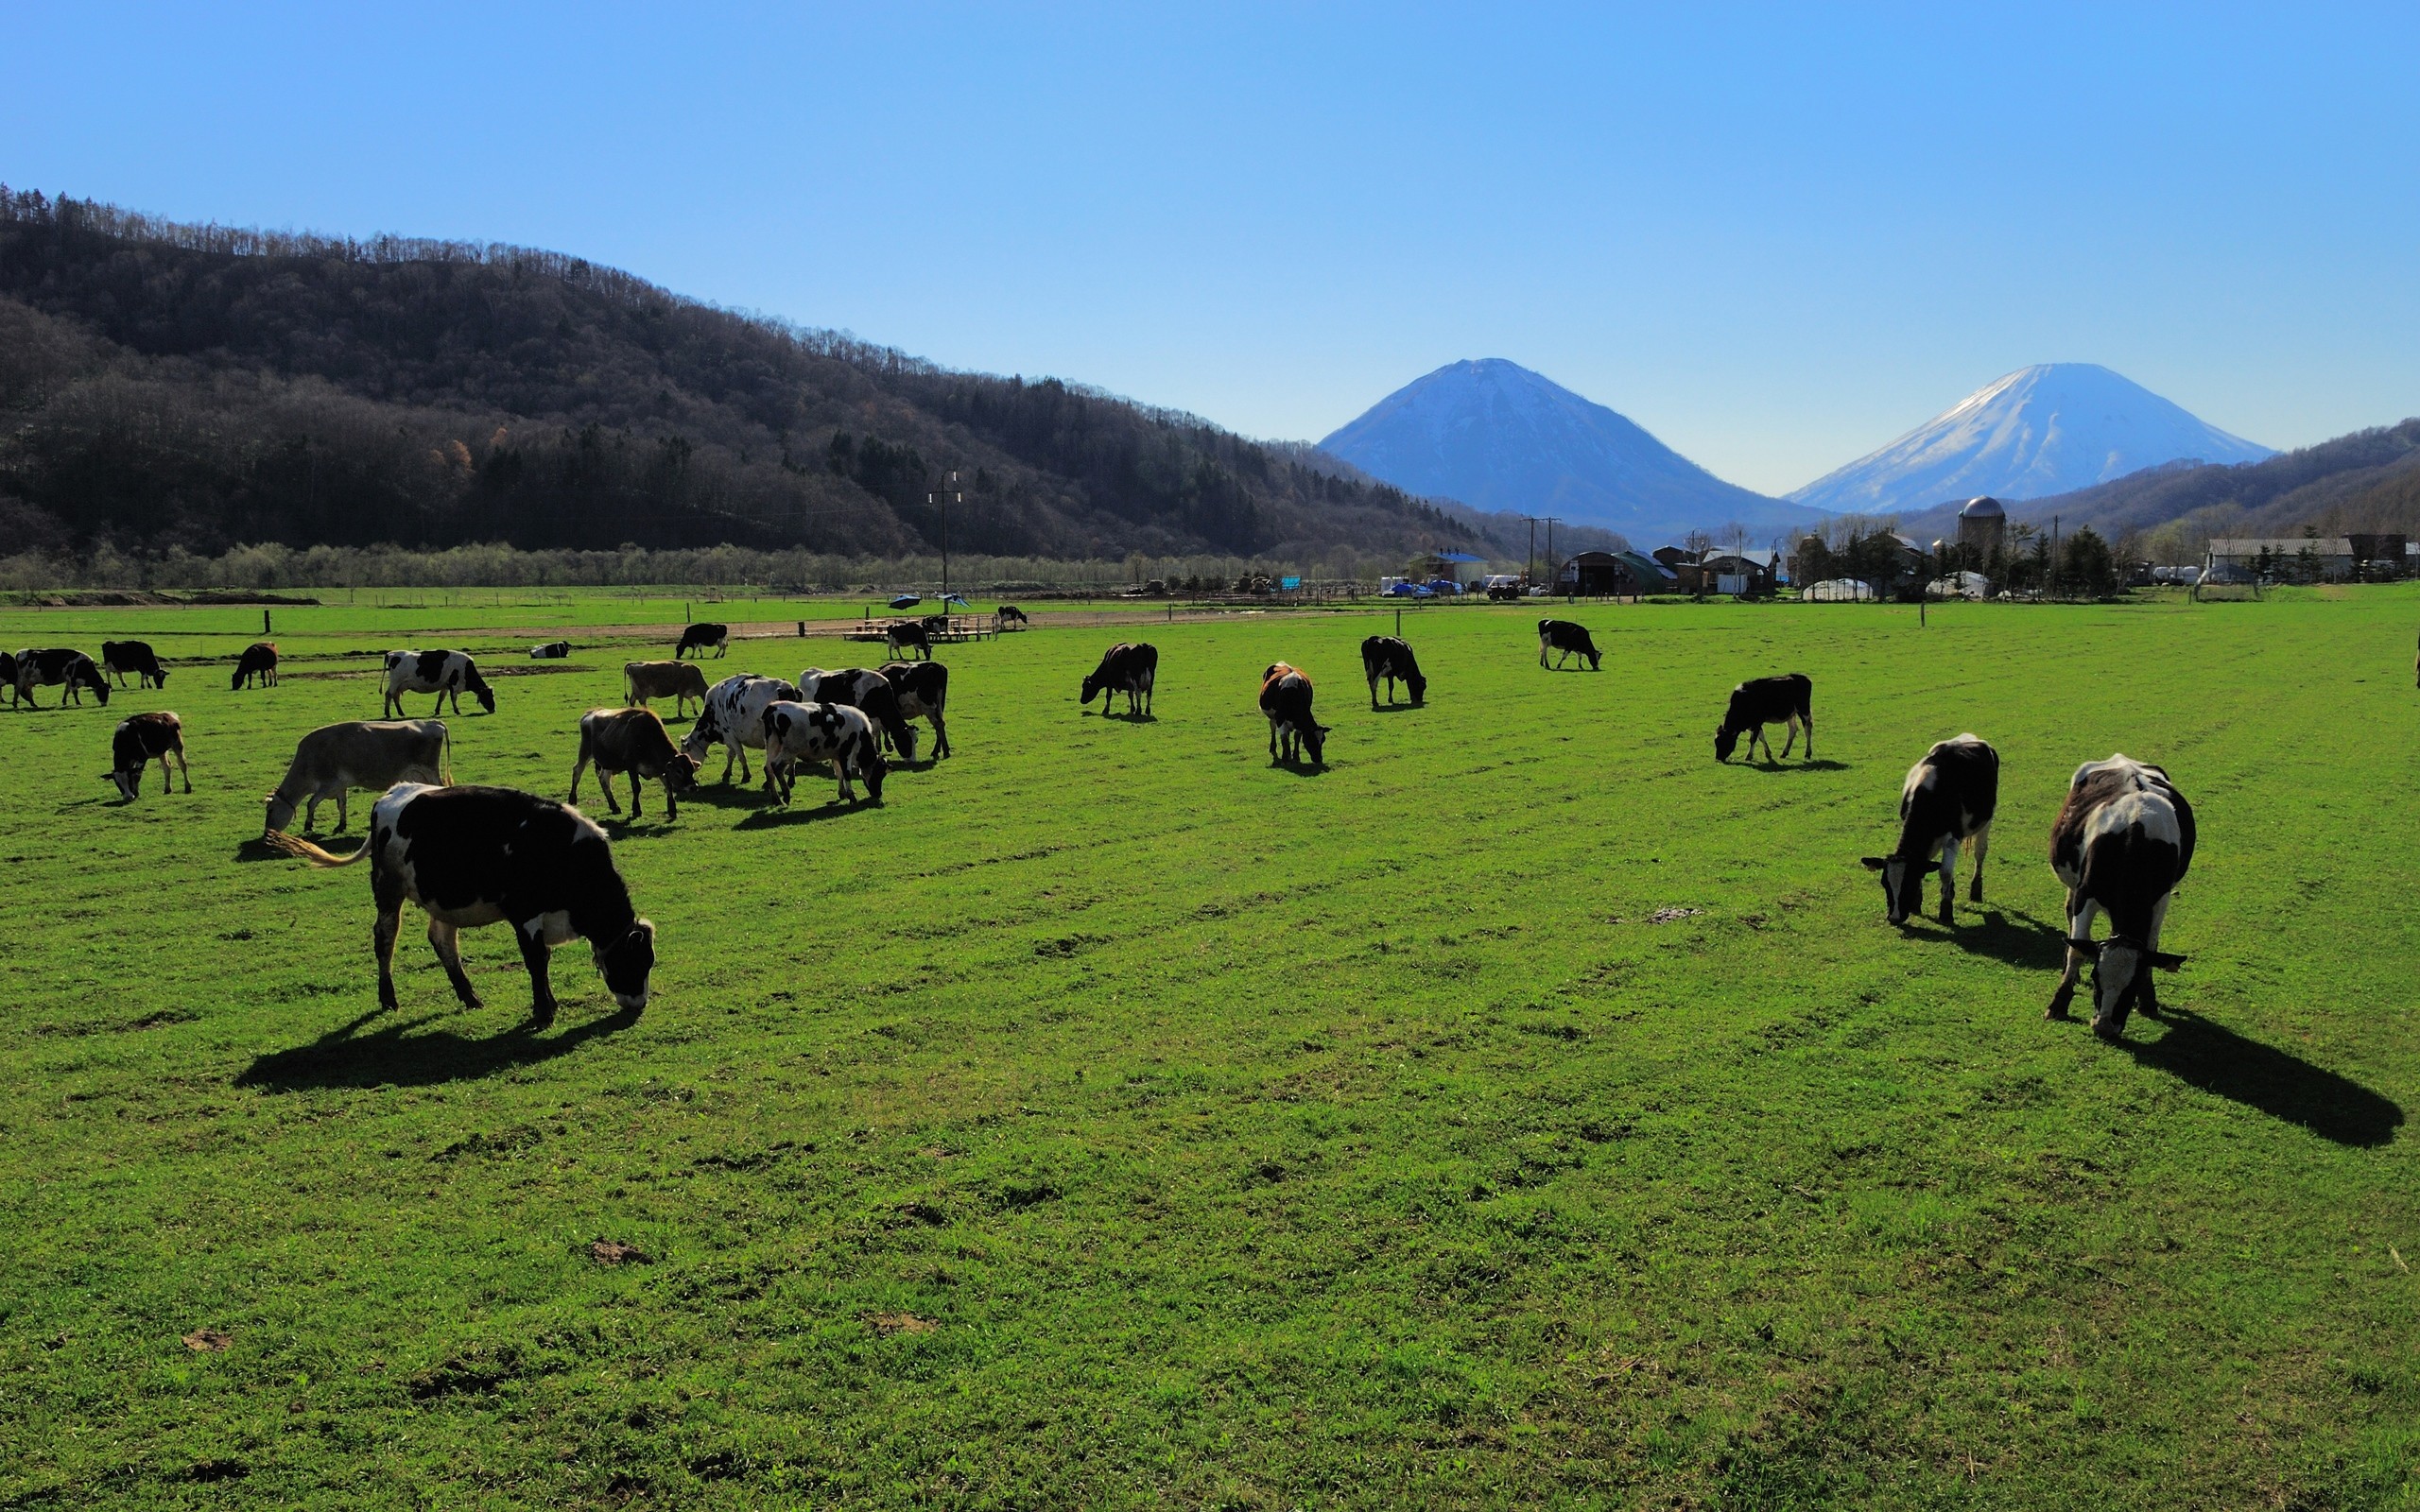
[569,751,591,807]
[1371,676,1381,711]
[2140,894,2172,1017]
[2048,899,2099,1019]
[1801,712,1813,758]
[931,713,949,758]
[624,769,642,818]
[660,774,676,820]
[1779,714,1799,759]
[511,924,557,1028]
[427,918,484,1008]
[1967,823,1991,902]
[372,883,405,1011]
[1935,839,1959,925]
[332,790,351,833]
[1269,717,1281,761]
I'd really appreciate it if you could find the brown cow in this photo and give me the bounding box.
[570,707,700,820]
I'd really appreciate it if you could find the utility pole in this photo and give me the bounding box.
[1524,516,1539,588]
[928,470,960,602]
[2049,513,2060,600]
[1540,517,1561,593]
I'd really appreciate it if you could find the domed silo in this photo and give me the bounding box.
[1955,496,2007,558]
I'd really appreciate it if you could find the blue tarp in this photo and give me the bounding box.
[1280,576,1302,590]
[889,594,923,610]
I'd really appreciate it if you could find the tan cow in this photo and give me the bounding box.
[624,660,710,718]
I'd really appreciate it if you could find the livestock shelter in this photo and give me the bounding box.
[1698,549,1779,596]
[1555,550,1673,596]
[2206,538,2359,583]
[1802,577,1877,602]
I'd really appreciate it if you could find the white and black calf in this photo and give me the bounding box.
[102,640,168,688]
[677,622,729,659]
[1714,674,1814,764]
[1082,642,1158,715]
[383,649,493,716]
[1538,620,1601,671]
[232,641,279,690]
[1861,734,1997,924]
[570,707,700,820]
[530,640,571,660]
[879,660,950,758]
[996,605,1030,627]
[682,674,802,785]
[760,700,888,805]
[14,648,110,708]
[1260,662,1328,766]
[265,719,451,834]
[1360,636,1426,708]
[886,621,933,661]
[267,783,656,1025]
[799,666,919,763]
[2048,755,2196,1038]
[109,711,191,799]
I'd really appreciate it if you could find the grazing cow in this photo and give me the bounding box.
[677,622,730,659]
[101,640,168,688]
[682,673,802,785]
[530,640,571,660]
[1081,642,1158,715]
[1538,619,1601,671]
[799,667,919,763]
[0,651,15,708]
[2048,755,2196,1038]
[1259,662,1328,765]
[623,660,710,718]
[996,604,1030,627]
[1714,674,1815,764]
[570,707,700,820]
[879,660,951,758]
[382,649,493,716]
[266,783,656,1024]
[886,620,933,662]
[231,641,280,690]
[760,699,889,805]
[1359,636,1426,709]
[1860,734,1998,924]
[14,648,110,707]
[265,719,451,835]
[108,711,190,800]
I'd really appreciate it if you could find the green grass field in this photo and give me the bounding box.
[1,591,2414,1509]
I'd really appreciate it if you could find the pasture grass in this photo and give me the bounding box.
[0,590,2414,1508]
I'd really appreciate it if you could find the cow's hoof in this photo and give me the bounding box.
[2045,1002,2072,1021]
[1937,909,1955,926]
[2091,1020,2124,1042]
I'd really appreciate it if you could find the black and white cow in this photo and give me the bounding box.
[879,660,951,758]
[1714,674,1814,764]
[529,640,571,660]
[267,783,656,1025]
[681,673,802,785]
[1081,642,1157,715]
[231,641,279,690]
[570,707,700,820]
[996,605,1030,628]
[1359,636,1426,708]
[1860,734,1998,925]
[108,711,190,800]
[1537,620,1601,671]
[886,621,933,662]
[799,666,919,763]
[677,622,730,659]
[1260,662,1328,766]
[760,700,888,805]
[265,719,451,834]
[101,640,168,688]
[2048,755,2196,1038]
[0,651,16,708]
[383,649,493,716]
[14,648,110,708]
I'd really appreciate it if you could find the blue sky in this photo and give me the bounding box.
[8,3,2416,493]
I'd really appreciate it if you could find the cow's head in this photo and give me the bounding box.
[154,669,170,688]
[1080,669,1104,704]
[854,736,889,802]
[2066,935,2187,1037]
[1301,722,1329,766]
[264,791,298,835]
[465,665,496,713]
[681,707,722,763]
[890,718,918,765]
[663,753,700,793]
[593,918,657,1011]
[1860,855,1923,924]
[1404,668,1427,704]
[231,664,248,691]
[107,765,140,801]
[1714,723,1740,763]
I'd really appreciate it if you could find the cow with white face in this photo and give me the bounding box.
[682,673,802,786]
[759,699,888,805]
[266,783,656,1026]
[383,650,493,717]
[2048,754,2196,1038]
[1861,734,1998,925]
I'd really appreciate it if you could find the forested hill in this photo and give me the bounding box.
[0,191,1479,563]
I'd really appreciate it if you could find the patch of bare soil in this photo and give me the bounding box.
[866,1312,938,1335]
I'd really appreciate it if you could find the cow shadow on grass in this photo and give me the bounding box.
[237,1002,642,1091]
[2115,1008,2403,1148]
[735,799,882,828]
[679,782,776,810]
[1368,703,1423,714]
[1928,908,2073,971]
[1739,759,1849,774]
[1085,709,1158,723]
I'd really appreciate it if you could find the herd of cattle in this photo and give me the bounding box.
[20,614,2198,1040]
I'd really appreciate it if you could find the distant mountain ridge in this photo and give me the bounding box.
[1320,359,1827,546]
[1789,364,2273,517]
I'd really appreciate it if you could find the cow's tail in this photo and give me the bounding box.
[263,832,373,868]
[441,722,455,785]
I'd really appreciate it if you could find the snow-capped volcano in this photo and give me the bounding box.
[1320,359,1824,544]
[1788,363,2273,516]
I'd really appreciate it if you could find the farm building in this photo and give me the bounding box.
[1554,550,1671,595]
[2204,535,2405,583]
[1698,549,1779,595]
[1954,497,2007,558]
